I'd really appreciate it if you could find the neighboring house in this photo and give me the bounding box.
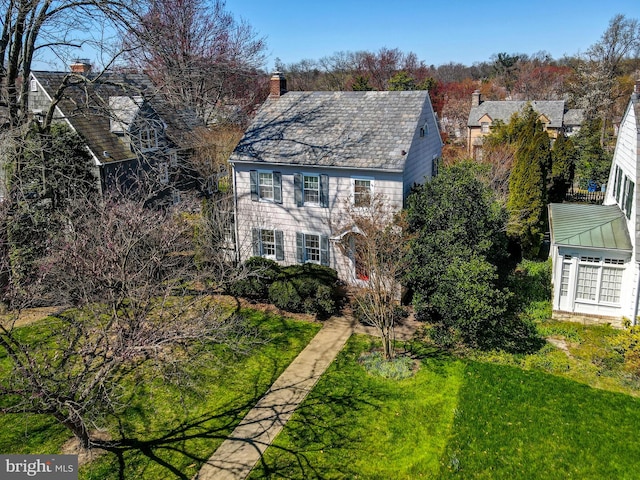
[28,62,204,203]
[548,84,640,327]
[467,90,584,159]
[229,72,443,283]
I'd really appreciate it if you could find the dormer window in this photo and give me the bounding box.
[140,125,158,150]
[481,121,490,134]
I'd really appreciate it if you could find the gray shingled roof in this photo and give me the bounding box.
[230,90,431,170]
[468,100,568,128]
[549,203,632,251]
[32,71,202,163]
[563,108,585,126]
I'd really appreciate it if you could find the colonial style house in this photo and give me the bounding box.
[28,62,204,203]
[229,73,443,283]
[548,85,640,327]
[467,91,584,159]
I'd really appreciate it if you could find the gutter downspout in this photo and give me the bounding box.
[231,164,240,265]
[634,262,640,326]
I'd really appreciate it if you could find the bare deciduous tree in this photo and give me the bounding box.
[336,194,410,360]
[572,14,640,145]
[0,0,142,128]
[0,195,248,450]
[125,0,267,125]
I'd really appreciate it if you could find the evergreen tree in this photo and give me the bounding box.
[484,104,553,257]
[6,124,99,293]
[406,162,512,349]
[507,128,547,258]
[351,75,374,91]
[573,117,613,189]
[549,133,576,202]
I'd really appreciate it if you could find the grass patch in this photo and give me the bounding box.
[249,337,640,479]
[438,361,640,479]
[0,308,320,479]
[249,335,465,479]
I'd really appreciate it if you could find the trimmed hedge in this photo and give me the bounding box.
[228,258,340,317]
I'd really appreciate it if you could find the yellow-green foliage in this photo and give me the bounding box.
[609,324,640,376]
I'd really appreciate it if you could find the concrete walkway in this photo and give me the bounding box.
[195,316,355,480]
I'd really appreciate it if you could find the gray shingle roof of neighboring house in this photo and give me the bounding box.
[549,203,632,251]
[563,108,585,127]
[468,100,569,128]
[31,71,203,163]
[230,90,433,171]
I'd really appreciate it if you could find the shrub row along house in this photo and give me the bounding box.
[229,73,442,283]
[549,85,640,326]
[28,61,205,204]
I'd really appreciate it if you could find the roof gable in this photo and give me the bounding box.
[31,71,203,163]
[230,90,433,171]
[468,100,568,128]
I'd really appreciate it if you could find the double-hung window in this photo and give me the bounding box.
[304,175,320,204]
[250,170,282,203]
[296,232,329,266]
[294,173,329,207]
[252,228,284,260]
[353,178,373,207]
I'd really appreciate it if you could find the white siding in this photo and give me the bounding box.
[403,98,442,198]
[234,164,404,282]
[604,102,639,262]
[552,246,634,320]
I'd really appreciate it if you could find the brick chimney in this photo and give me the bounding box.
[471,90,482,107]
[70,59,92,74]
[269,71,287,98]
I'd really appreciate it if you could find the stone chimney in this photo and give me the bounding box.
[471,90,482,107]
[70,59,92,74]
[269,71,287,98]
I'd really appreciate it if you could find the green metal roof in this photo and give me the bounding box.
[548,203,633,251]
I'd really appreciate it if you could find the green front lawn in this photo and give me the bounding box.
[250,336,463,479]
[0,309,321,479]
[250,335,640,479]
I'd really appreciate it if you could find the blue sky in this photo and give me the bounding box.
[230,0,640,69]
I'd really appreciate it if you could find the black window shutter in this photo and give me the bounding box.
[273,172,282,204]
[320,235,329,266]
[296,232,305,263]
[252,228,261,256]
[275,230,284,261]
[250,170,258,201]
[320,174,329,208]
[294,173,303,207]
[626,181,635,219]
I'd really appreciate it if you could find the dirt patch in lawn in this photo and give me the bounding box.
[547,336,573,358]
[0,306,66,329]
[61,430,111,466]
